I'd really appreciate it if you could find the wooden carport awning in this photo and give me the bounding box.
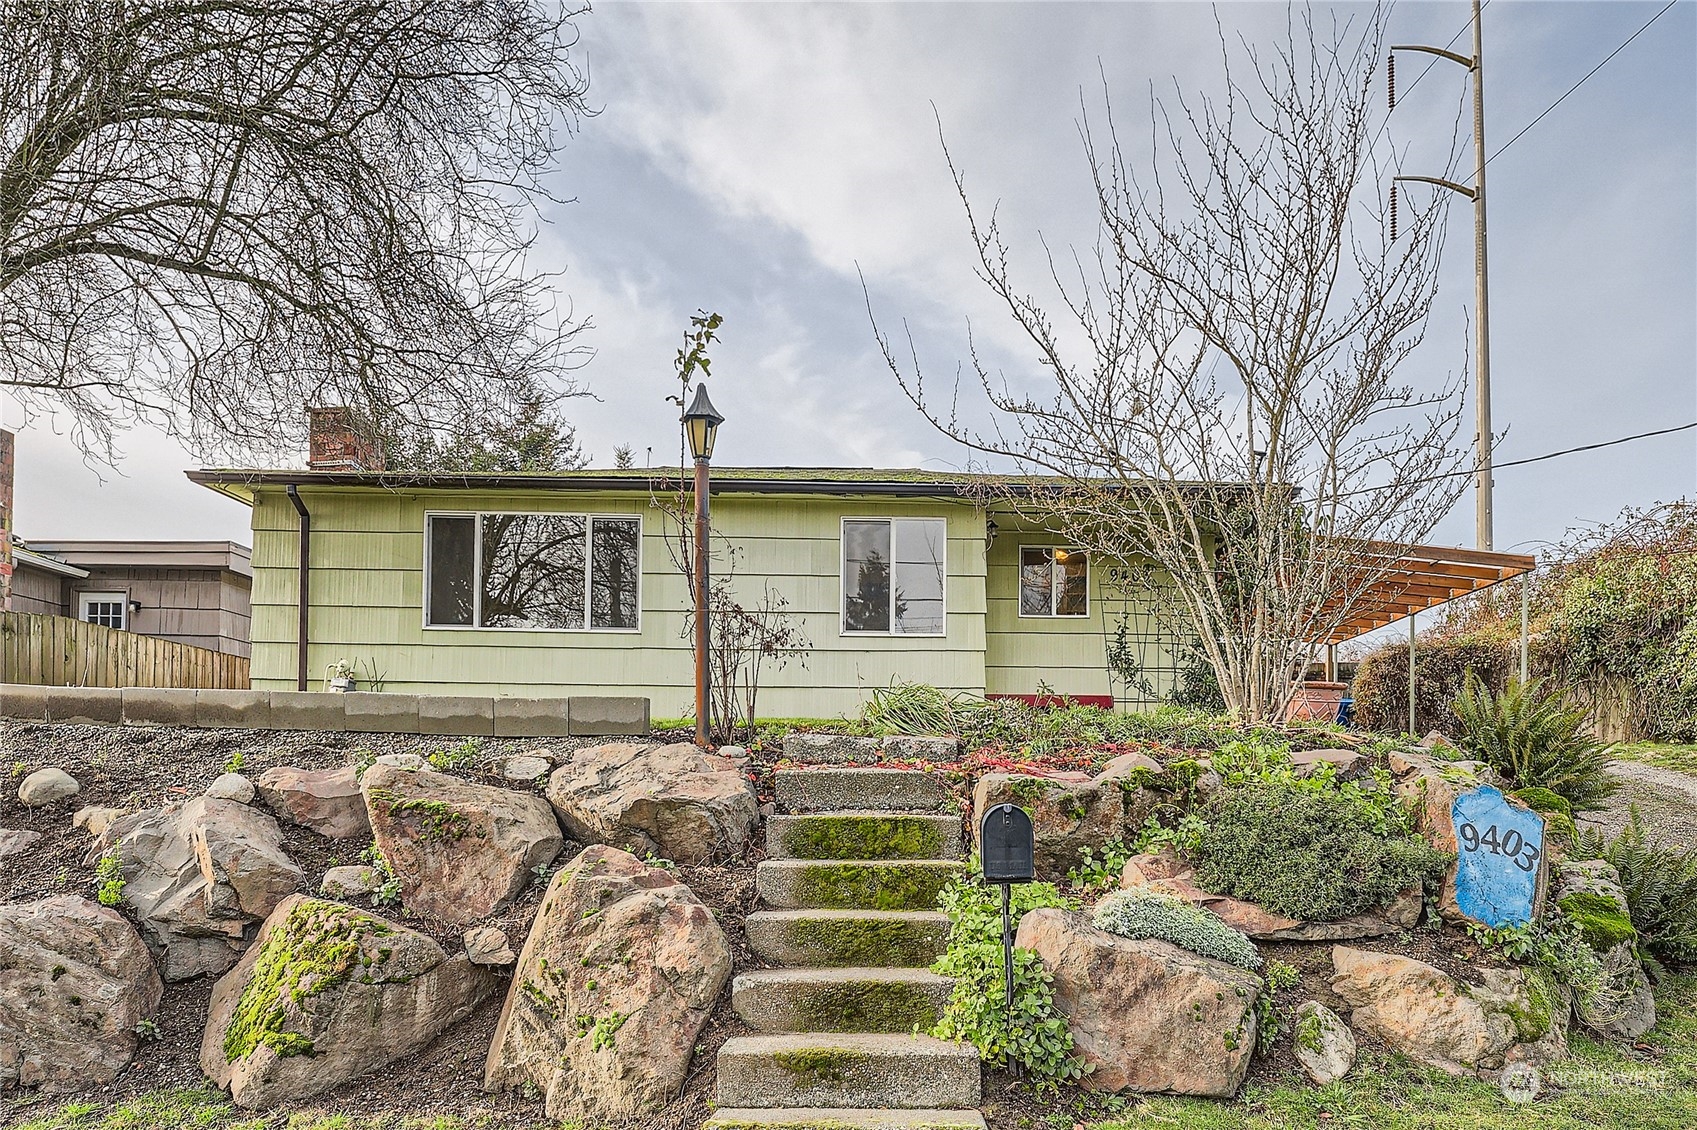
[1317,543,1536,645]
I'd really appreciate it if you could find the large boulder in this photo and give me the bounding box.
[89,798,302,980]
[1390,752,1547,925]
[974,773,1124,880]
[1119,852,1417,940]
[256,765,370,840]
[484,845,732,1121]
[361,764,562,926]
[546,742,758,865]
[0,896,163,1093]
[200,895,498,1107]
[1554,859,1656,1039]
[1016,907,1262,1097]
[1330,945,1567,1077]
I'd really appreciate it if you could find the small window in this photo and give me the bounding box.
[427,515,475,626]
[425,511,642,631]
[1019,547,1089,617]
[842,517,947,636]
[78,592,127,630]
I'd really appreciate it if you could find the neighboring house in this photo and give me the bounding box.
[188,417,1531,718]
[7,539,254,659]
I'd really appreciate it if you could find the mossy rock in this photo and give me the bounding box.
[757,860,966,912]
[221,898,397,1063]
[769,814,955,861]
[1510,786,1572,819]
[794,978,945,1032]
[1557,891,1638,951]
[771,1047,868,1087]
[746,911,950,968]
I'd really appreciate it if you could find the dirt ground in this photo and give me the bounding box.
[0,719,763,1129]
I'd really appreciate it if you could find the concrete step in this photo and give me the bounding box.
[744,910,950,968]
[776,768,952,814]
[715,1033,982,1110]
[732,967,955,1033]
[756,859,966,911]
[704,1109,986,1130]
[766,812,964,861]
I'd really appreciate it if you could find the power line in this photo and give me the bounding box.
[1487,0,1681,165]
[1324,420,1697,502]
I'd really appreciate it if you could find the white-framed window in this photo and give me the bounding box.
[424,511,642,631]
[841,517,948,636]
[1019,547,1089,617]
[78,591,128,630]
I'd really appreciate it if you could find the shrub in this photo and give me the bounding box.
[1193,782,1447,922]
[1452,672,1620,811]
[929,873,1086,1085]
[1573,814,1697,966]
[1092,887,1260,970]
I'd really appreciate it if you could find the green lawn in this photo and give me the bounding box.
[1613,743,1697,779]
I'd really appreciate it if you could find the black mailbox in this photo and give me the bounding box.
[981,803,1035,884]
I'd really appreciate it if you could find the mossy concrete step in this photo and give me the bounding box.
[756,859,966,911]
[744,909,950,968]
[704,1109,986,1130]
[714,1033,982,1109]
[767,813,963,861]
[775,768,951,814]
[732,967,955,1033]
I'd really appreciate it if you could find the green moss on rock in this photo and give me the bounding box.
[771,1047,867,1087]
[221,899,396,1064]
[1557,891,1638,951]
[368,788,473,841]
[793,979,942,1032]
[789,862,960,911]
[1506,968,1556,1043]
[782,816,946,861]
[1511,786,1572,819]
[783,916,944,967]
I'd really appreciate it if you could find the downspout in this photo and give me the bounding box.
[287,485,310,692]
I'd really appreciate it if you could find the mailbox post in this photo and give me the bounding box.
[980,803,1036,1017]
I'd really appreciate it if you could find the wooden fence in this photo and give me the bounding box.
[0,612,249,689]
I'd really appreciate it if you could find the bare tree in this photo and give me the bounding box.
[1,0,594,463]
[870,6,1472,722]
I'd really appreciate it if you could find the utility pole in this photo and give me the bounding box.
[1393,0,1493,550]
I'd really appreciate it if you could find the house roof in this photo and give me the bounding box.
[10,544,91,579]
[23,540,253,577]
[186,465,1099,503]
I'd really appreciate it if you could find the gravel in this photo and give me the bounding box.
[1581,758,1697,849]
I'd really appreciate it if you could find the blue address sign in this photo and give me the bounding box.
[1451,785,1545,928]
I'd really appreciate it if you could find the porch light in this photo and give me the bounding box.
[683,383,724,462]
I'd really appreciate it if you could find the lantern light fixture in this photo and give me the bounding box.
[683,383,724,462]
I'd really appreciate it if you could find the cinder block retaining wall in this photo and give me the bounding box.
[0,684,649,738]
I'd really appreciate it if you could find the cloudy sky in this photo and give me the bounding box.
[8,0,1694,567]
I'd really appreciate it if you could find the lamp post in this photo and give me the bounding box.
[682,383,724,749]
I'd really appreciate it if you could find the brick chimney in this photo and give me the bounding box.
[0,429,13,611]
[306,406,385,472]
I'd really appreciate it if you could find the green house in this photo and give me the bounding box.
[189,464,1192,719]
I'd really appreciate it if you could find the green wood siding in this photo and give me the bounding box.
[249,488,988,717]
[983,522,1185,706]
